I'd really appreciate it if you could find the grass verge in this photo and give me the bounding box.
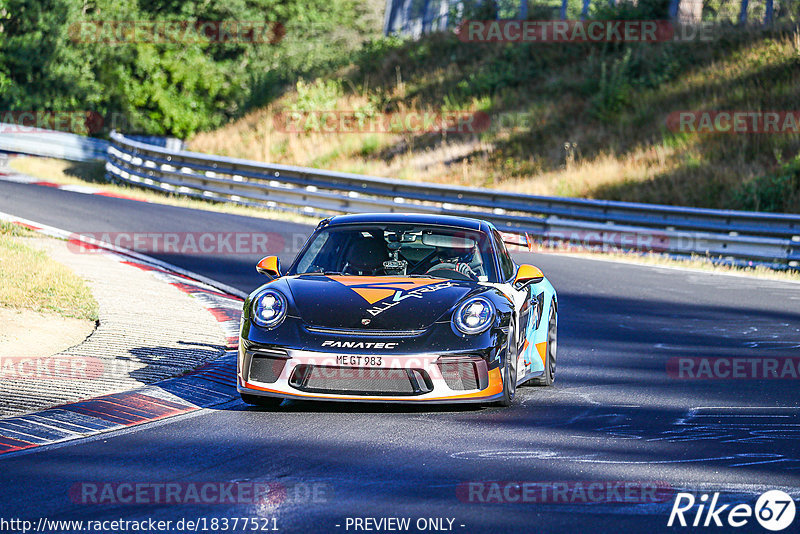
[0,222,99,320]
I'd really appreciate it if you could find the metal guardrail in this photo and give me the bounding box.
[106,131,800,268]
[0,123,109,162]
[0,124,184,162]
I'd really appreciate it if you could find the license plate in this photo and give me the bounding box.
[334,355,384,367]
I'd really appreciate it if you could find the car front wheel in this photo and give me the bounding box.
[495,323,517,407]
[533,306,557,386]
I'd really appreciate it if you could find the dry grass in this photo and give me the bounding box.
[0,222,99,320]
[188,88,493,182]
[500,147,675,198]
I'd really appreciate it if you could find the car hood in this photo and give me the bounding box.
[282,274,481,331]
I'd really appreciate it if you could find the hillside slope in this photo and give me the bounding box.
[188,23,800,213]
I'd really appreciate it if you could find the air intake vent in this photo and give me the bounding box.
[438,357,489,391]
[306,326,424,337]
[289,365,431,396]
[247,349,288,384]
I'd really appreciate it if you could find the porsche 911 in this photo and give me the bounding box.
[237,213,557,407]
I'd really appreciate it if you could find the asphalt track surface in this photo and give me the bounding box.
[1,180,799,534]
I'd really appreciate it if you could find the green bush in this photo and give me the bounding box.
[0,0,379,138]
[734,156,800,212]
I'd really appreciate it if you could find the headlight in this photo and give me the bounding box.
[453,297,495,335]
[251,289,288,329]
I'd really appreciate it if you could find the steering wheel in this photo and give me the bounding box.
[342,261,383,276]
[426,263,475,281]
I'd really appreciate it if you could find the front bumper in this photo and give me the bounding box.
[237,342,504,404]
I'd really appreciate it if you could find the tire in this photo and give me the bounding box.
[240,393,283,408]
[533,305,557,386]
[495,323,517,407]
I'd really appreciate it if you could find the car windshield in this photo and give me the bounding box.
[289,224,497,282]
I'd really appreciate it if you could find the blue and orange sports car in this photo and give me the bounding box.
[237,213,557,407]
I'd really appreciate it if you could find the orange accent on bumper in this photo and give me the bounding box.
[427,367,503,400]
[241,367,504,402]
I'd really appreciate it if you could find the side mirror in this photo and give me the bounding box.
[514,264,544,288]
[256,256,281,278]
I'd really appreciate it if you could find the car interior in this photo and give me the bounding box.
[294,226,495,281]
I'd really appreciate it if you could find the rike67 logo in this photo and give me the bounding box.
[668,490,796,531]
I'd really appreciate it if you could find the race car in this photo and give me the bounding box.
[237,213,557,407]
